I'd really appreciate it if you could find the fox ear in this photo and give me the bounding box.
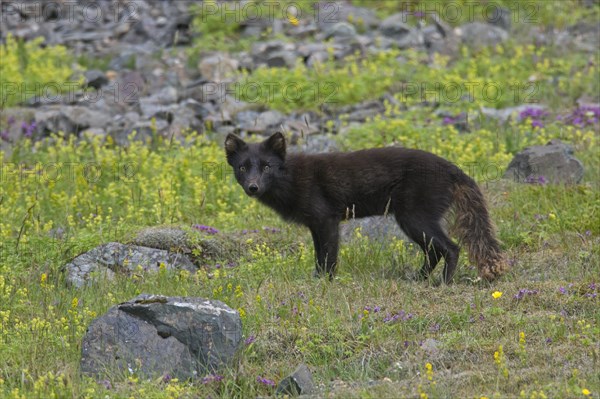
[264,132,286,159]
[224,134,247,157]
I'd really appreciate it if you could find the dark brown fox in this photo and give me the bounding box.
[224,132,508,283]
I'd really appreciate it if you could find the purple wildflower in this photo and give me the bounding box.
[202,374,224,384]
[545,337,552,345]
[256,376,276,387]
[519,107,547,128]
[559,287,567,294]
[245,335,256,345]
[531,120,544,128]
[514,288,539,300]
[383,310,413,323]
[263,226,281,233]
[21,121,36,138]
[429,323,440,332]
[525,175,547,185]
[162,374,172,383]
[558,106,600,127]
[193,224,219,234]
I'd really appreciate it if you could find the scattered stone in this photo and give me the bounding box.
[131,226,190,252]
[485,7,512,31]
[198,53,239,83]
[379,13,412,39]
[252,41,298,68]
[275,364,315,396]
[503,140,585,184]
[83,69,109,89]
[80,294,242,379]
[64,242,197,288]
[341,216,406,243]
[420,338,442,358]
[456,22,508,48]
[324,22,357,40]
[481,104,546,123]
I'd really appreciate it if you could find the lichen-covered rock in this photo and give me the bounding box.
[503,140,585,184]
[80,294,242,380]
[64,242,196,288]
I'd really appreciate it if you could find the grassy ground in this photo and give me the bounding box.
[0,122,597,398]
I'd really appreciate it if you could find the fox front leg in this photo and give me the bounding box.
[309,220,340,280]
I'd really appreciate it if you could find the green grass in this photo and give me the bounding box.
[0,34,79,107]
[352,0,600,28]
[236,44,598,113]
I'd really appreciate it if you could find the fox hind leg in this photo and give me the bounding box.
[395,214,459,283]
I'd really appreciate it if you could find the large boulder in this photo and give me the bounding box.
[64,242,196,288]
[80,294,242,379]
[503,140,585,184]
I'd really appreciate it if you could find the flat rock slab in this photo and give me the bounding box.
[65,242,196,288]
[80,294,242,380]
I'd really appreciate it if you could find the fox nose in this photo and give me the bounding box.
[248,183,259,193]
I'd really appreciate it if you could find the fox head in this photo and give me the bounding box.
[224,132,286,198]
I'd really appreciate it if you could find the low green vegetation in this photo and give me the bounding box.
[238,45,598,113]
[0,34,77,107]
[0,117,598,397]
[353,0,600,28]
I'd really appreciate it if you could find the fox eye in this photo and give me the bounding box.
[263,165,271,172]
[239,166,246,172]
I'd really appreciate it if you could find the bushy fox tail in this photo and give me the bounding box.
[452,177,509,281]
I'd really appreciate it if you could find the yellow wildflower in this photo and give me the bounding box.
[492,291,503,299]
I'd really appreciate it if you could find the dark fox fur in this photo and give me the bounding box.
[224,132,508,282]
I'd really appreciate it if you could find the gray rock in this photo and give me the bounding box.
[275,364,315,396]
[252,41,298,68]
[341,216,406,243]
[294,134,338,154]
[139,86,179,118]
[80,294,242,379]
[128,119,171,141]
[456,22,508,48]
[132,226,189,252]
[481,104,546,123]
[379,12,413,40]
[84,70,109,89]
[423,14,460,56]
[265,50,298,68]
[64,242,196,288]
[252,110,285,133]
[485,6,512,30]
[503,140,585,184]
[420,338,442,358]
[307,51,330,67]
[567,22,600,53]
[33,106,110,136]
[340,6,380,30]
[324,22,357,40]
[198,53,239,83]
